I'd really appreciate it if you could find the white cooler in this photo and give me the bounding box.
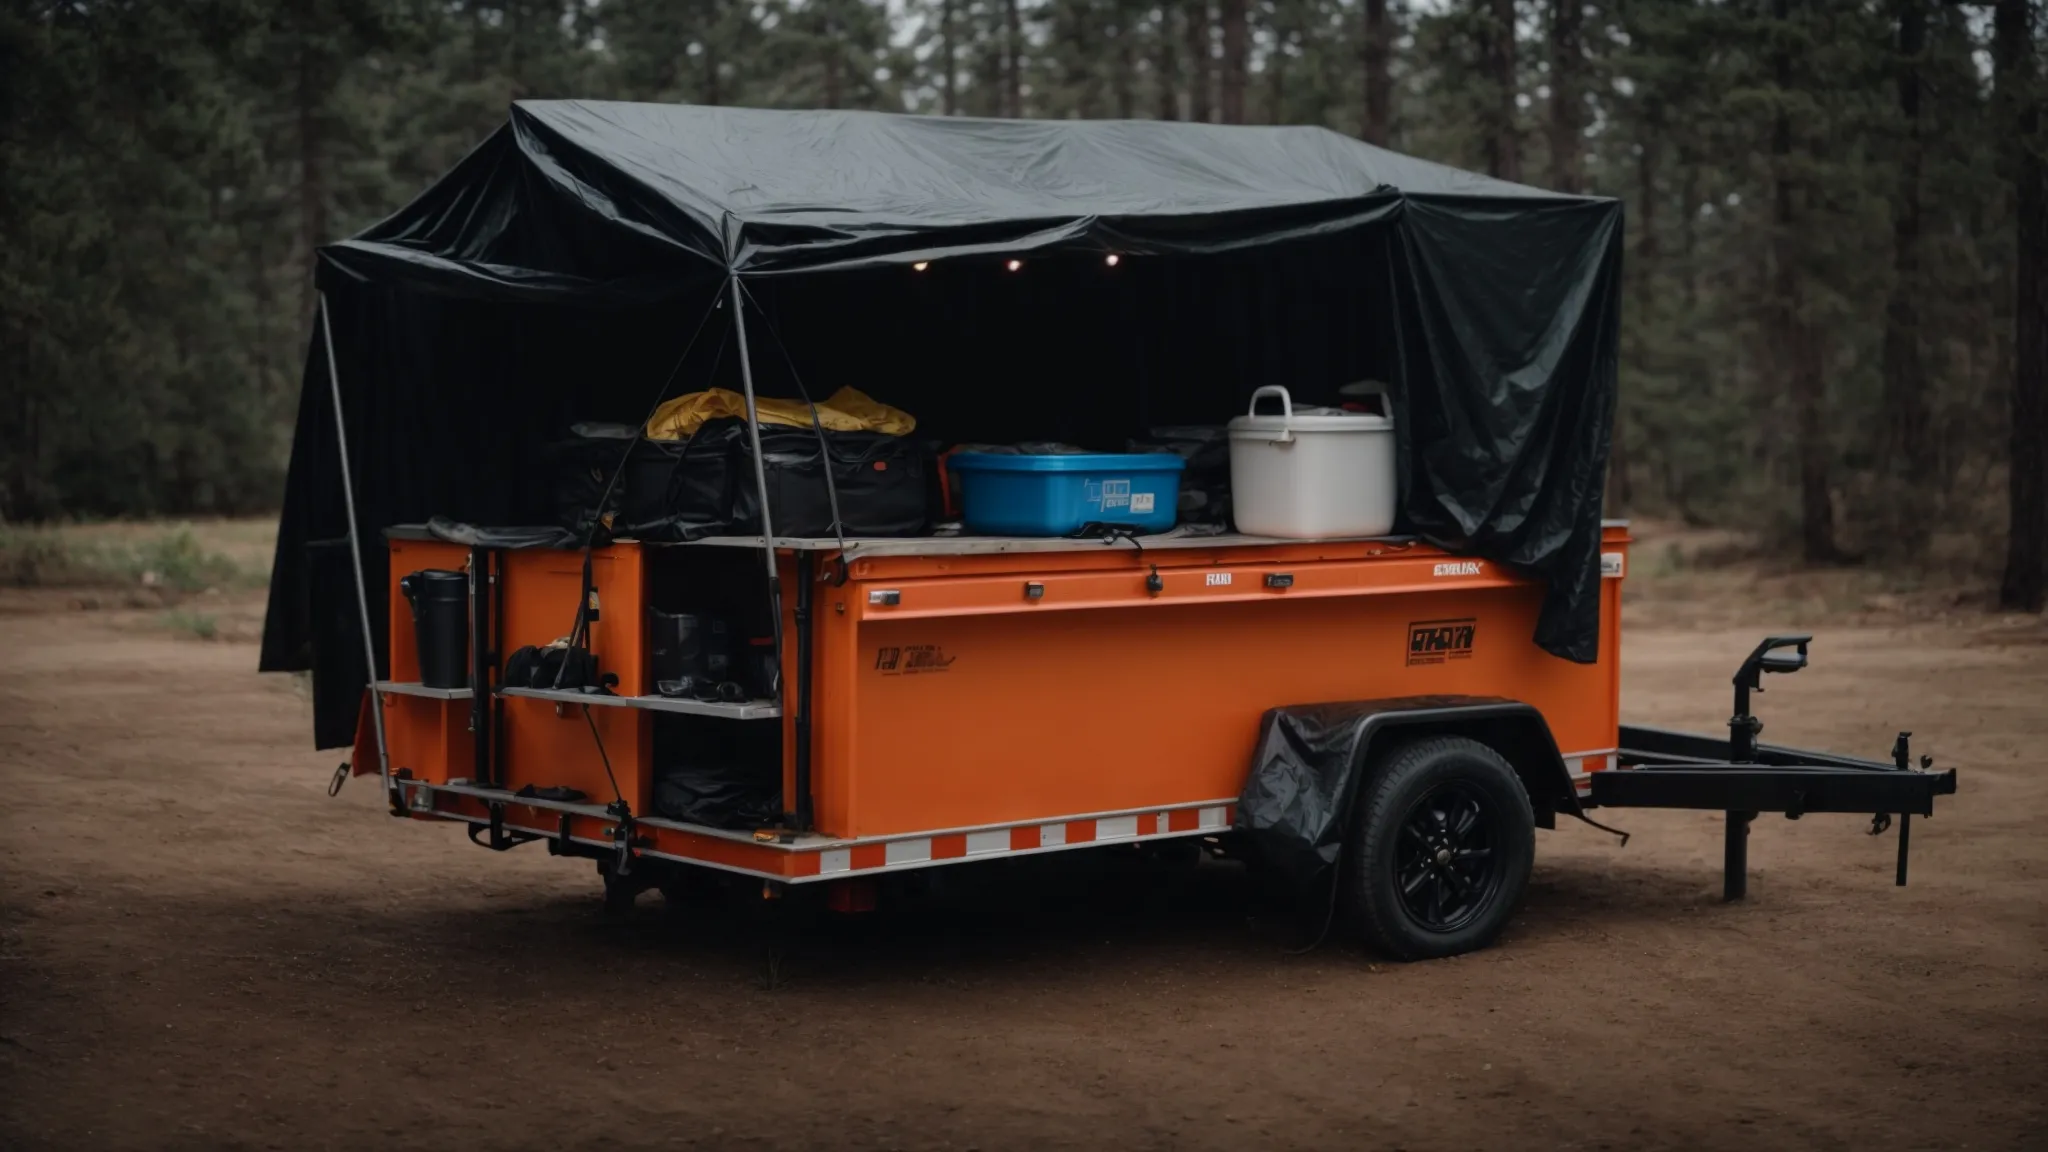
[1227,384,1397,538]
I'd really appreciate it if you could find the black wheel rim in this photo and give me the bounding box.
[1394,780,1506,933]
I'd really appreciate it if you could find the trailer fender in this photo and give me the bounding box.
[1232,695,1577,891]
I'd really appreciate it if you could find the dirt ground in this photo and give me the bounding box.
[2,574,2046,1151]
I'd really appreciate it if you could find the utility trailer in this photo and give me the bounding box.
[354,524,1954,960]
[268,103,1956,962]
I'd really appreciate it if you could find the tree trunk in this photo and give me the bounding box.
[1637,126,1661,295]
[1547,0,1583,193]
[1678,146,1700,314]
[699,0,723,106]
[1771,0,1836,563]
[941,0,957,114]
[1113,18,1136,118]
[1186,0,1212,123]
[1361,0,1391,145]
[1611,117,1660,516]
[507,0,523,102]
[1218,0,1247,124]
[1882,0,1932,550]
[1267,28,1288,124]
[296,31,325,324]
[1155,5,1180,120]
[1004,0,1023,117]
[1481,0,1520,182]
[822,11,843,110]
[1997,0,2045,611]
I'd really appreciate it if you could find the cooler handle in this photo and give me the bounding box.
[1247,385,1294,420]
[1240,386,1296,444]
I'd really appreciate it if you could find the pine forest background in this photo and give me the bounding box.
[3,0,2044,606]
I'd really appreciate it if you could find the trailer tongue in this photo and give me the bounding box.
[1592,635,1958,899]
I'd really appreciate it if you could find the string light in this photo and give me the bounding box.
[1105,254,1121,267]
[1006,259,1023,272]
[913,261,929,272]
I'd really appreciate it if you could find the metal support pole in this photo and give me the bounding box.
[1895,813,1912,886]
[319,293,393,803]
[1723,810,1753,901]
[728,276,787,696]
[793,550,815,831]
[468,545,493,788]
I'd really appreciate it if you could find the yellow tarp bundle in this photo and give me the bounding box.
[644,387,916,441]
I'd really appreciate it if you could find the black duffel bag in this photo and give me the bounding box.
[731,422,929,538]
[540,422,639,538]
[620,431,736,542]
[627,418,929,540]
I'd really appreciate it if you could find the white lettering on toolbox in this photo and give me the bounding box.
[1433,561,1483,577]
[1206,572,1233,586]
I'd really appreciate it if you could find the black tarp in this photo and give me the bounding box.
[261,102,1622,749]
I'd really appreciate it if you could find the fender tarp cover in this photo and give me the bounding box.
[263,101,1622,749]
[1232,704,1386,890]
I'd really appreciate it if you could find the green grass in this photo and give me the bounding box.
[159,608,220,640]
[0,520,273,594]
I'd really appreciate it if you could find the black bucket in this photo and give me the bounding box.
[400,569,470,689]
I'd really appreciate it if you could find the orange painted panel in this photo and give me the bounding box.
[385,539,472,684]
[380,693,472,784]
[493,544,652,809]
[826,554,1622,838]
[498,545,648,696]
[498,697,650,811]
[379,528,1634,865]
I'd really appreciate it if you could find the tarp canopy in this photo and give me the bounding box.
[263,102,1622,749]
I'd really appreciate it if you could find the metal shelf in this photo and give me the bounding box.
[498,685,781,720]
[373,680,474,701]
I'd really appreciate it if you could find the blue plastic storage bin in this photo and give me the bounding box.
[948,453,1185,536]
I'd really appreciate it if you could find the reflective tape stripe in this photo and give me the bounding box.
[1565,751,1615,777]
[884,838,931,865]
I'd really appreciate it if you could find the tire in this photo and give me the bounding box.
[1344,735,1535,961]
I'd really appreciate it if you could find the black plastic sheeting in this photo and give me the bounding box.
[263,103,1622,749]
[1232,703,1390,890]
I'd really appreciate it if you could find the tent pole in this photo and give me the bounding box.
[728,276,789,705]
[320,292,394,803]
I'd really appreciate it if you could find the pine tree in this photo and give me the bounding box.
[1994,0,2045,610]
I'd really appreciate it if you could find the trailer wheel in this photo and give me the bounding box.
[1345,736,1535,961]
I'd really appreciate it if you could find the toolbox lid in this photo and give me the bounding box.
[948,452,1186,474]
